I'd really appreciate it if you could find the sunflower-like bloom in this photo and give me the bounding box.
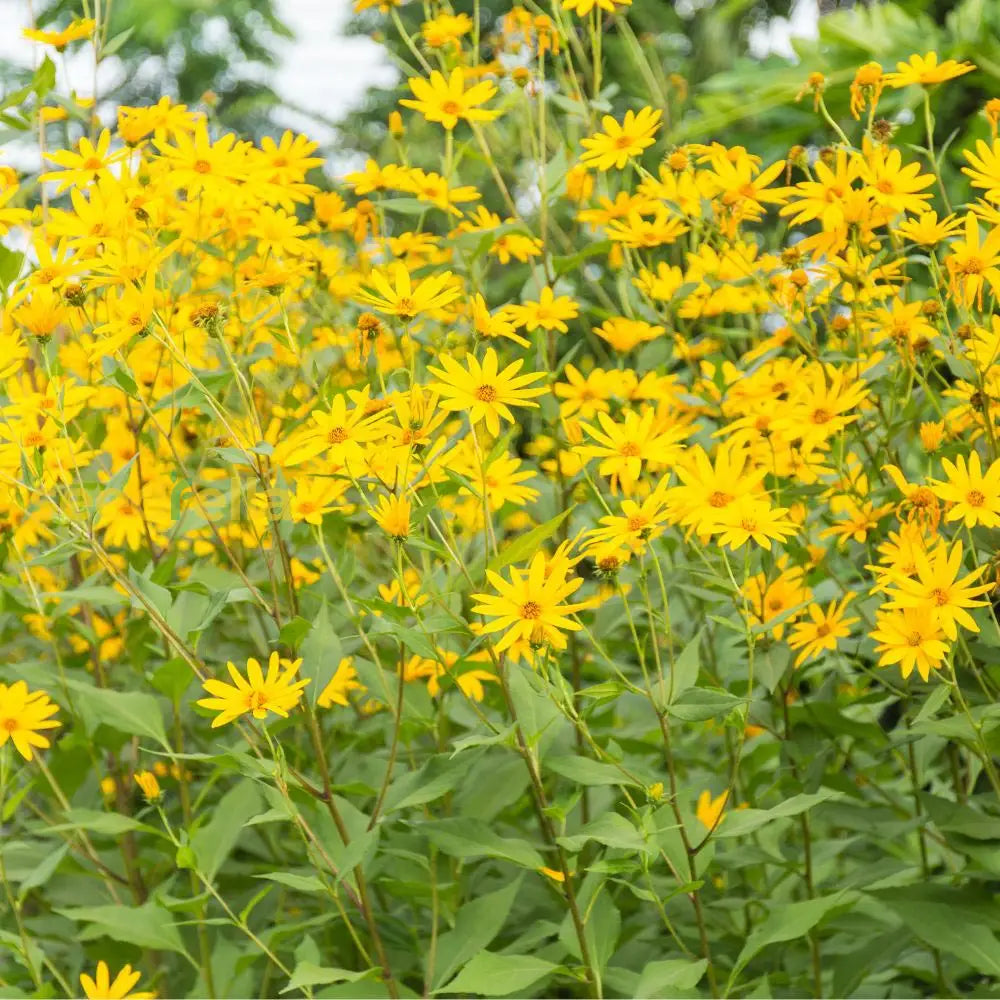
[884,52,975,89]
[355,262,460,321]
[428,347,547,436]
[79,961,155,1000]
[0,681,60,761]
[399,68,500,130]
[580,108,661,171]
[472,552,592,652]
[197,653,310,728]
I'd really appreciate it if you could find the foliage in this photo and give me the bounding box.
[3,4,1000,1000]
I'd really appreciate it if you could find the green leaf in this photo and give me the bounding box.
[0,246,25,287]
[558,812,649,854]
[191,780,262,881]
[63,679,170,750]
[728,892,858,987]
[281,963,376,994]
[44,809,156,838]
[666,628,703,705]
[547,755,639,788]
[99,26,135,58]
[440,951,559,996]
[487,508,574,573]
[713,789,842,838]
[432,878,522,990]
[667,687,745,722]
[255,871,326,893]
[635,958,708,997]
[877,890,1000,975]
[385,751,482,813]
[16,844,68,902]
[422,817,546,869]
[55,901,186,954]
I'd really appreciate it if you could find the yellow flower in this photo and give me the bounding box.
[197,653,310,728]
[580,108,661,171]
[80,961,155,1000]
[931,451,1000,528]
[885,541,992,640]
[372,494,412,540]
[134,770,162,803]
[0,681,60,761]
[428,347,547,436]
[849,62,884,119]
[787,594,859,667]
[23,18,95,50]
[561,0,630,15]
[399,68,500,130]
[870,606,949,682]
[696,789,729,830]
[504,287,579,333]
[317,658,365,708]
[356,262,460,320]
[40,129,126,193]
[713,497,797,551]
[896,210,962,246]
[885,52,975,89]
[472,552,591,653]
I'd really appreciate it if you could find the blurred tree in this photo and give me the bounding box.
[21,0,292,136]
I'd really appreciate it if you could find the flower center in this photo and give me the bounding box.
[82,157,103,171]
[441,101,462,116]
[327,427,349,444]
[247,691,267,711]
[194,160,211,173]
[931,588,949,606]
[476,384,498,402]
[967,489,986,508]
[906,631,924,647]
[1,717,17,733]
[614,135,634,149]
[816,623,831,637]
[626,515,647,532]
[709,490,734,508]
[619,442,641,457]
[812,408,832,424]
[520,601,542,619]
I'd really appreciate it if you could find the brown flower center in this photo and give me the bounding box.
[194,160,211,174]
[709,490,734,508]
[327,427,349,444]
[476,384,498,402]
[619,442,641,457]
[520,601,542,619]
[967,489,986,508]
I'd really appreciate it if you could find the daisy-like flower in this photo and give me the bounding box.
[884,52,975,89]
[944,213,1000,307]
[870,606,949,682]
[197,653,310,728]
[885,540,992,639]
[399,68,500,130]
[896,210,963,246]
[580,108,662,171]
[931,451,1000,528]
[576,409,687,494]
[40,130,127,193]
[696,789,729,830]
[23,18,95,50]
[503,286,579,333]
[356,262,460,321]
[134,771,163,803]
[713,496,797,551]
[472,552,592,652]
[317,658,365,708]
[787,594,859,667]
[79,961,155,1000]
[428,347,547,436]
[0,681,60,761]
[561,0,631,16]
[372,494,412,541]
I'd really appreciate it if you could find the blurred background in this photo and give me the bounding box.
[0,0,994,178]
